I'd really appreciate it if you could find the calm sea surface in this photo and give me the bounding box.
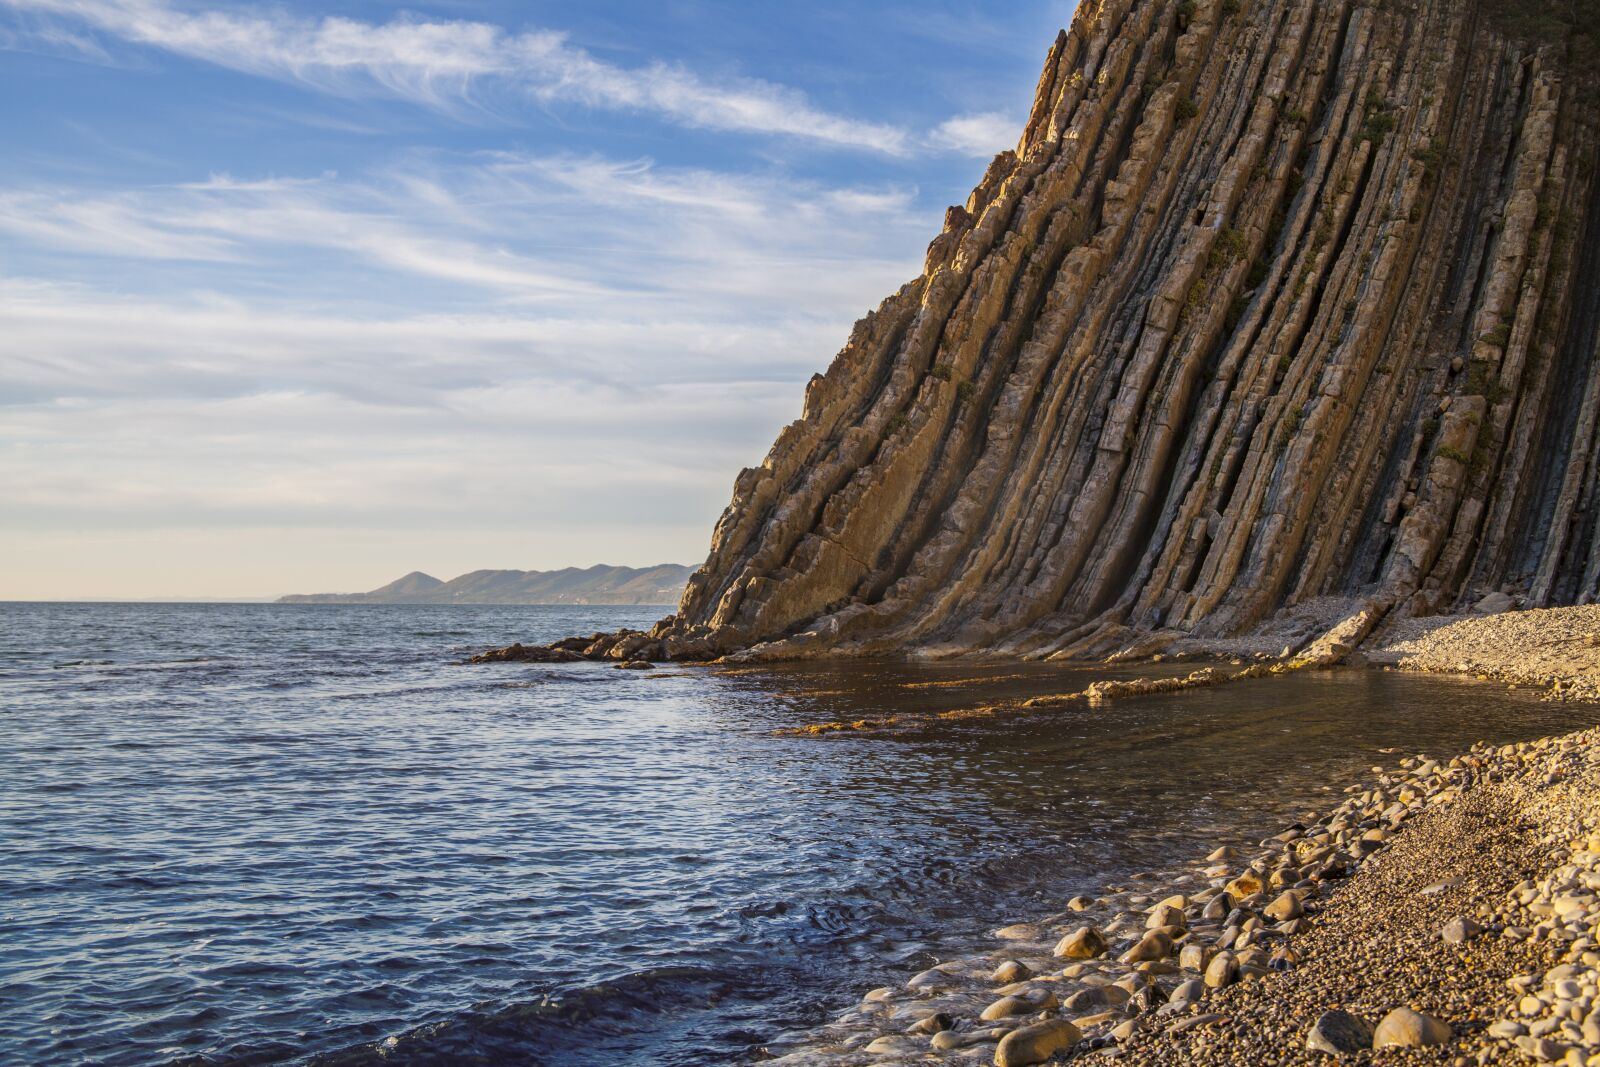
[3,602,1596,1066]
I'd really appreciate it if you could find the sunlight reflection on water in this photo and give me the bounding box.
[2,602,1594,1066]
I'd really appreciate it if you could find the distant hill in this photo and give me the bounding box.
[278,564,692,606]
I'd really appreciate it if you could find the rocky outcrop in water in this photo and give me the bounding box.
[533,0,1600,662]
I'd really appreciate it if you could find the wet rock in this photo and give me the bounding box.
[908,1012,953,1035]
[1205,951,1239,988]
[995,923,1046,941]
[471,642,584,663]
[1169,979,1205,1006]
[1122,930,1174,964]
[864,1034,919,1053]
[1306,1009,1374,1056]
[991,960,1031,984]
[931,1029,983,1051]
[615,660,655,670]
[1064,987,1116,1012]
[980,995,1036,1021]
[1372,1007,1452,1048]
[1225,871,1266,899]
[994,1019,1081,1067]
[1264,891,1304,921]
[1147,903,1187,929]
[1128,984,1167,1012]
[1055,926,1108,959]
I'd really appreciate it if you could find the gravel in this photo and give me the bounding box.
[761,726,1600,1066]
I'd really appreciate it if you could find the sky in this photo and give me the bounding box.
[0,0,1071,599]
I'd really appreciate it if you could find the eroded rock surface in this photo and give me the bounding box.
[511,0,1600,664]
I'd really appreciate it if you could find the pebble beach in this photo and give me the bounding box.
[763,608,1600,1065]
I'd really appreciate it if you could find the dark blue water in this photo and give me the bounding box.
[4,602,1596,1066]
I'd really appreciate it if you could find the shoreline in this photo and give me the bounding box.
[752,609,1600,1065]
[467,606,1600,1063]
[764,717,1600,1066]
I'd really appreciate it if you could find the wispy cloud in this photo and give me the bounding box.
[0,277,811,592]
[0,0,914,153]
[0,151,931,310]
[927,111,1020,157]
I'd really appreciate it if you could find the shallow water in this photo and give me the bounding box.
[3,602,1596,1066]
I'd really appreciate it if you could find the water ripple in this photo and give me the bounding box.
[2,601,1593,1066]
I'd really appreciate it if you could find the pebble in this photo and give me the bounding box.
[990,960,1031,984]
[993,1019,1081,1067]
[1204,951,1238,988]
[1441,915,1483,943]
[1372,1006,1453,1048]
[767,724,1600,1067]
[1121,930,1173,964]
[1305,1009,1374,1056]
[1170,978,1205,1005]
[980,994,1039,1020]
[1264,890,1304,921]
[1054,926,1107,959]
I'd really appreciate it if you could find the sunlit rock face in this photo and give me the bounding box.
[647,0,1600,661]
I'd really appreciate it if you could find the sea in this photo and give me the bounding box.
[4,601,1596,1066]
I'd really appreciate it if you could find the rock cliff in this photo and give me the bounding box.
[560,0,1600,662]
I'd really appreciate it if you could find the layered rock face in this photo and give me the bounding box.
[635,0,1600,661]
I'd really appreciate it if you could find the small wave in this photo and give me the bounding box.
[309,965,757,1066]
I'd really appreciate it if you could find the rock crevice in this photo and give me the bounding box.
[589,0,1600,662]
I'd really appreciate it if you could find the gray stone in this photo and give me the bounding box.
[1475,591,1515,614]
[1441,916,1483,943]
[1306,1009,1374,1056]
[1169,978,1206,1005]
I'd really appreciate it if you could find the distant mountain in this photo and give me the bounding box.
[278,564,692,606]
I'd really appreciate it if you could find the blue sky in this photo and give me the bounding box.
[0,0,1070,598]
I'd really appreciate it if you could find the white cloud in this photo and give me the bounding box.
[927,111,1020,157]
[0,0,913,152]
[0,282,808,594]
[0,152,931,312]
